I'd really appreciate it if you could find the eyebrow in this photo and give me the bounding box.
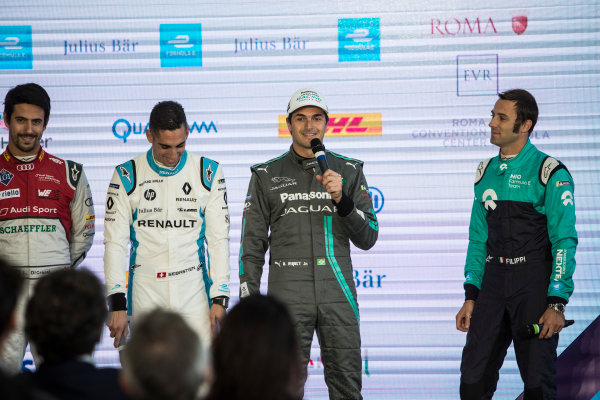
[158,140,186,147]
[294,112,324,118]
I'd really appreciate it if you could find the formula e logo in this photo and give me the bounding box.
[561,191,574,206]
[16,163,34,171]
[0,26,33,69]
[482,189,498,210]
[368,186,384,213]
[144,189,156,201]
[168,35,194,49]
[160,24,202,68]
[338,18,380,62]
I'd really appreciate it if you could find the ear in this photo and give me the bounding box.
[3,113,9,128]
[145,129,153,144]
[519,119,532,135]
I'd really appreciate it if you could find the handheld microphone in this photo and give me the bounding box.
[518,319,574,339]
[310,138,329,174]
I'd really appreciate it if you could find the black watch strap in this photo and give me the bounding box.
[212,296,229,309]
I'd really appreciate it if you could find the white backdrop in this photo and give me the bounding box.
[1,1,599,398]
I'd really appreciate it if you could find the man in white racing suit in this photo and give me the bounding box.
[103,101,230,350]
[0,83,95,373]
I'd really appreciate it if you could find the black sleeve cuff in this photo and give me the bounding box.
[108,293,127,311]
[464,284,479,301]
[334,192,354,217]
[547,296,567,306]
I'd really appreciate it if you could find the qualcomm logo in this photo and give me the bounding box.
[0,25,32,69]
[561,191,574,206]
[112,119,217,143]
[160,24,202,68]
[338,18,380,62]
[482,188,497,210]
[368,186,384,213]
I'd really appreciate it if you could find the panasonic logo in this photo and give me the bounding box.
[280,191,331,203]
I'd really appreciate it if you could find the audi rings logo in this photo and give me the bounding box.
[16,163,34,171]
[368,186,384,213]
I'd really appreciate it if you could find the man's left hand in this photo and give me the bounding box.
[210,303,227,334]
[538,308,565,339]
[316,169,343,203]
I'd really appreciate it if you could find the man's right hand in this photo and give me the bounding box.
[456,300,475,332]
[107,310,128,348]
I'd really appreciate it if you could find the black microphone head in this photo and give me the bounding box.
[310,138,325,154]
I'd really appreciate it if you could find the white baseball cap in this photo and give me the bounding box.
[287,88,328,116]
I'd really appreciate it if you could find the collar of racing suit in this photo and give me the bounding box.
[288,145,319,172]
[495,139,534,175]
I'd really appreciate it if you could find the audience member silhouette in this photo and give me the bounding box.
[120,308,206,400]
[206,294,301,400]
[22,268,130,400]
[0,258,54,400]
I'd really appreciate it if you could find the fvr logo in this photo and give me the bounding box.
[0,25,33,69]
[160,24,202,68]
[457,54,499,96]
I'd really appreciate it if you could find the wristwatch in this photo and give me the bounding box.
[212,296,229,309]
[547,303,565,314]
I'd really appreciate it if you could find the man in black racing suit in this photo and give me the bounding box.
[239,89,378,399]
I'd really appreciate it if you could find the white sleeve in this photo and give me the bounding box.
[203,164,231,299]
[69,167,95,268]
[103,168,132,297]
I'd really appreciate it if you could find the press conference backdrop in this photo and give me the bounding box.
[1,1,599,398]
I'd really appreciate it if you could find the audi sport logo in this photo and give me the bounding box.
[16,164,34,171]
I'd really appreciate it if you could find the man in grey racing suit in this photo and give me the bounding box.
[0,83,94,373]
[104,101,230,351]
[239,89,378,399]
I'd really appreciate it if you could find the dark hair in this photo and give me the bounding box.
[498,89,538,135]
[148,101,188,135]
[122,309,204,400]
[207,294,300,400]
[24,268,107,363]
[0,258,23,338]
[4,83,51,127]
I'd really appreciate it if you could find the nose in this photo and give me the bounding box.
[489,117,496,128]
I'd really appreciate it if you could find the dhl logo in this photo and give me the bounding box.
[278,113,382,137]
